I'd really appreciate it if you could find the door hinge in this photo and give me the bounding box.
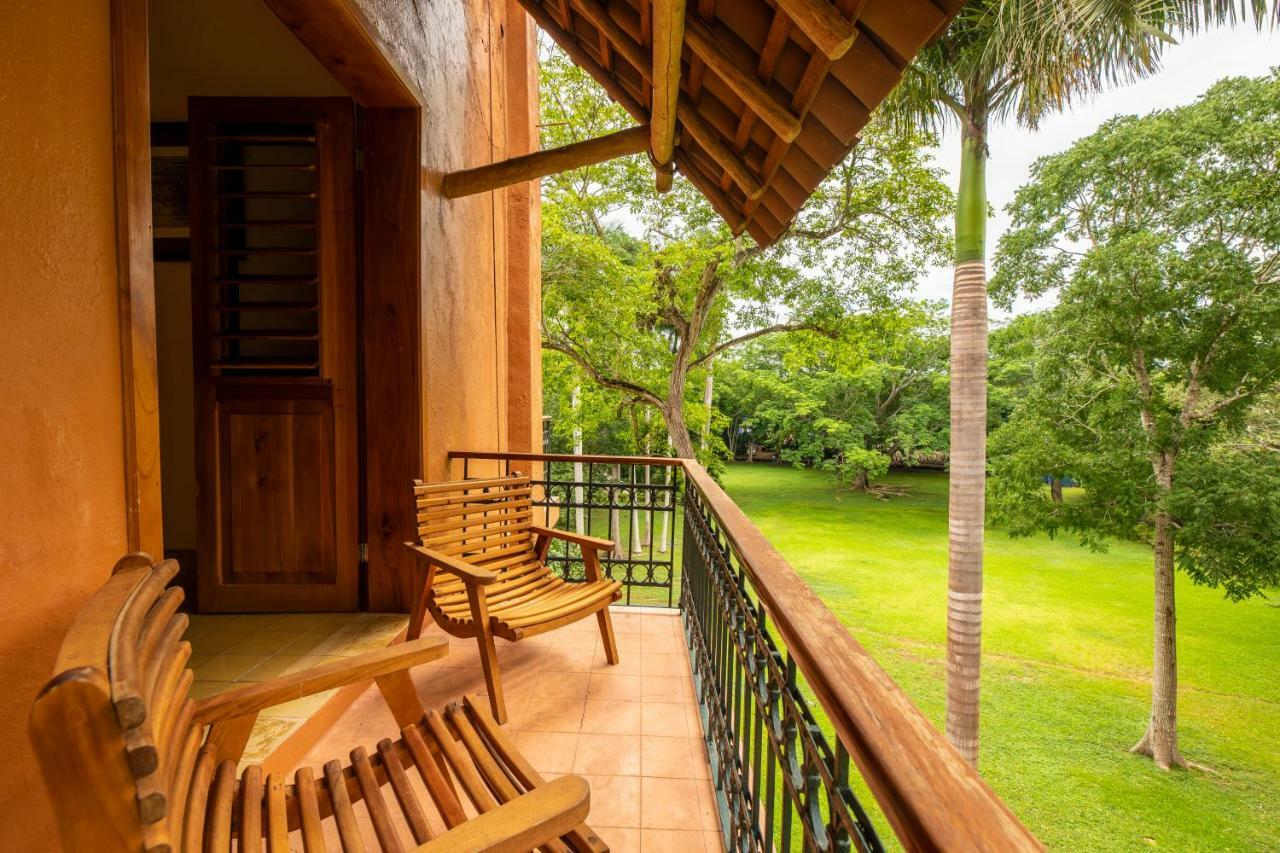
[359,542,369,562]
[354,149,365,171]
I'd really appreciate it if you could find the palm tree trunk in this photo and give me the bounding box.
[945,122,988,767]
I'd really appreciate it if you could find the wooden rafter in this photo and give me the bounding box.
[508,0,960,246]
[650,0,686,191]
[442,126,648,198]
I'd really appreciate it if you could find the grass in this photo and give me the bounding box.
[719,463,1279,852]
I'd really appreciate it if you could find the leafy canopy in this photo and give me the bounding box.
[989,71,1280,600]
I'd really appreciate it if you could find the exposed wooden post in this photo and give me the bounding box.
[773,0,857,60]
[683,14,802,142]
[651,0,686,192]
[441,126,649,198]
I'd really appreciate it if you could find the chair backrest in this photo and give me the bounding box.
[30,554,199,853]
[412,475,539,574]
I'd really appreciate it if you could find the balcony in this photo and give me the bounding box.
[187,451,1037,851]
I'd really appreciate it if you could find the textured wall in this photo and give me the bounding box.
[0,0,130,846]
[350,0,542,481]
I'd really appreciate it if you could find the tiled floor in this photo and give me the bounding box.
[186,611,409,765]
[296,608,724,853]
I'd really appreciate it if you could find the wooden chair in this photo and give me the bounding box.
[406,475,623,723]
[29,553,608,852]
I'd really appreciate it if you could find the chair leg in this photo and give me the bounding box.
[407,564,436,640]
[465,585,507,723]
[474,626,507,723]
[597,607,620,665]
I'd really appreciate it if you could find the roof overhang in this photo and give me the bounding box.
[458,0,962,247]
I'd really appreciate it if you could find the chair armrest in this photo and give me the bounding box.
[413,775,591,853]
[530,524,615,552]
[193,636,448,725]
[405,542,499,585]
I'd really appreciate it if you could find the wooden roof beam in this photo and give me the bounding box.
[773,0,857,60]
[683,14,802,143]
[651,0,687,191]
[514,0,647,123]
[442,126,649,199]
[676,103,763,198]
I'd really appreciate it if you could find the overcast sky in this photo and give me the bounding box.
[919,24,1277,317]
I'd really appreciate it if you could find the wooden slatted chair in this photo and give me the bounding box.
[29,553,608,852]
[406,475,623,723]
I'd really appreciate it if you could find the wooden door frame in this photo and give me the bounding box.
[111,0,424,605]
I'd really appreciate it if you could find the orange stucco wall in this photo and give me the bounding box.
[0,0,131,846]
[0,0,542,842]
[349,0,543,480]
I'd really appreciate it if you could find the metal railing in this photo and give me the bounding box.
[683,480,882,851]
[448,451,684,606]
[450,450,1041,851]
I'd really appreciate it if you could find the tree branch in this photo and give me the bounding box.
[689,322,828,369]
[542,337,665,408]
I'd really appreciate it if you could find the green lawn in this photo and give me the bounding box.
[720,463,1279,852]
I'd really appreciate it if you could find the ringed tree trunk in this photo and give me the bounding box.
[945,119,989,767]
[1132,456,1185,768]
[1050,477,1064,504]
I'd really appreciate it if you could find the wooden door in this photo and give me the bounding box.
[190,97,358,612]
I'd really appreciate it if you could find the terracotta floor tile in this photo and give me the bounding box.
[592,648,642,676]
[510,730,578,775]
[588,673,642,701]
[580,699,643,735]
[537,670,591,700]
[640,702,691,738]
[599,826,641,852]
[641,828,707,852]
[573,732,641,776]
[508,694,586,733]
[704,829,726,852]
[640,777,705,830]
[640,652,690,678]
[582,774,641,828]
[640,735,696,779]
[696,781,720,831]
[542,646,598,672]
[641,675,695,704]
[641,632,685,654]
[239,653,314,681]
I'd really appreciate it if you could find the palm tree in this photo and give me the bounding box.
[880,0,1193,766]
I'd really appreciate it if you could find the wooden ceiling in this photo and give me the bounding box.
[515,0,962,247]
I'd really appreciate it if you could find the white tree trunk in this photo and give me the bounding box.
[572,385,585,533]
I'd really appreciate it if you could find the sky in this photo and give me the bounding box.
[919,24,1278,318]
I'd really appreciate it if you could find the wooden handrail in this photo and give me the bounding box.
[448,450,685,467]
[448,449,1040,849]
[681,460,1041,851]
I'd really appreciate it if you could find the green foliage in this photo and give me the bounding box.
[989,71,1280,600]
[715,305,949,490]
[538,48,953,458]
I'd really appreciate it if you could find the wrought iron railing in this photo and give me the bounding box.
[679,461,1040,852]
[682,479,883,851]
[448,451,684,606]
[450,451,1040,851]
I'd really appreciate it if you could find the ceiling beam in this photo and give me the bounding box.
[442,126,649,199]
[683,14,802,143]
[651,0,687,191]
[773,0,857,60]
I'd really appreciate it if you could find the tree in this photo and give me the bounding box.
[876,0,1201,765]
[990,72,1280,769]
[538,49,953,462]
[715,305,950,491]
